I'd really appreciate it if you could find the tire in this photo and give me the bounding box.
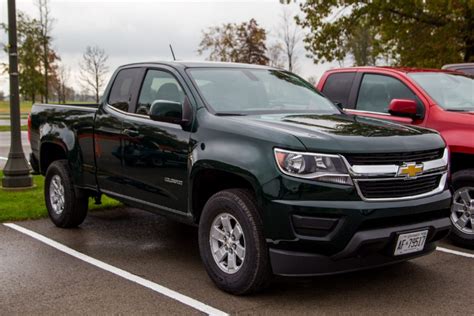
[449,169,474,248]
[45,160,88,228]
[198,189,271,295]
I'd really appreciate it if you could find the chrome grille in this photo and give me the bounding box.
[345,149,444,165]
[356,174,442,199]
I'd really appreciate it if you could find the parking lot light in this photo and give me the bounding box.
[1,0,33,189]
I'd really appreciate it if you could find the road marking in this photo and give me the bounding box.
[436,246,474,258]
[0,156,7,160]
[3,223,228,316]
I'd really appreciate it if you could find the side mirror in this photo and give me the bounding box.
[388,99,421,119]
[149,97,193,128]
[149,100,182,124]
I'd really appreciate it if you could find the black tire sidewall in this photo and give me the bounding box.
[45,160,87,228]
[450,170,474,247]
[198,189,269,295]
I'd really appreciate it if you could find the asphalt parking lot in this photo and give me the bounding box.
[1,207,473,315]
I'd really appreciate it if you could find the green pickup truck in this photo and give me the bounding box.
[29,61,452,295]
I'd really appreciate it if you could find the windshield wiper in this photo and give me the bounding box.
[215,112,247,116]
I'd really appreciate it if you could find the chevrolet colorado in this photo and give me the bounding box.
[30,62,451,294]
[317,67,473,247]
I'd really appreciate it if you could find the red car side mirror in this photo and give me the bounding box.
[388,99,421,119]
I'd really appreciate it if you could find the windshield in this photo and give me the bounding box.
[188,68,339,115]
[408,72,474,111]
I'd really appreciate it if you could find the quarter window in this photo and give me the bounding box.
[356,74,419,113]
[136,70,185,115]
[108,68,142,111]
[321,72,356,107]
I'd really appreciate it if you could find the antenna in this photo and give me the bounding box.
[169,44,176,61]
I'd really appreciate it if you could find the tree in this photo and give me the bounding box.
[79,45,109,103]
[296,1,474,67]
[0,90,5,101]
[198,19,269,65]
[277,7,302,72]
[197,23,239,62]
[37,0,58,103]
[52,65,70,104]
[1,12,44,102]
[235,19,269,65]
[345,19,378,66]
[268,43,285,68]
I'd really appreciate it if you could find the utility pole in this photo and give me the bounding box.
[2,0,33,189]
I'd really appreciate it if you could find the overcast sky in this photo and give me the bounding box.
[0,0,340,95]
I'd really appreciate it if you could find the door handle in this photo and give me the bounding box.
[122,128,140,137]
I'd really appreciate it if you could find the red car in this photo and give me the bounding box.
[317,67,474,247]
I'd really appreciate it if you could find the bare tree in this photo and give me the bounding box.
[79,45,109,103]
[278,7,302,72]
[54,65,70,104]
[268,43,285,68]
[37,0,54,103]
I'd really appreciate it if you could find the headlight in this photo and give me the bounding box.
[274,148,353,185]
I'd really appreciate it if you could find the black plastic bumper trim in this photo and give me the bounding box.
[269,217,451,276]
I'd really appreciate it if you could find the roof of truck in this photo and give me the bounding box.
[324,66,462,75]
[121,60,275,70]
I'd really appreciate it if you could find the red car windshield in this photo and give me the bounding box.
[408,72,474,111]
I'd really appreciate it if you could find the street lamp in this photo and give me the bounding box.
[2,0,33,189]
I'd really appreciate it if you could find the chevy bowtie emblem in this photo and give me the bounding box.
[397,163,424,178]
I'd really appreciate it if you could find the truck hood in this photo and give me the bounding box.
[228,113,444,154]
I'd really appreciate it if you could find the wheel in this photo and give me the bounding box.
[45,160,88,228]
[449,170,474,248]
[198,189,271,295]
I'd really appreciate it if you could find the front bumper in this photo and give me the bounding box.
[270,217,450,276]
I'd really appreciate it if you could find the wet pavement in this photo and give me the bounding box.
[1,207,472,315]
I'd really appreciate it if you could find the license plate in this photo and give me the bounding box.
[394,230,428,256]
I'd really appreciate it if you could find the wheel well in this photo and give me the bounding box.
[192,169,256,223]
[451,152,472,174]
[40,143,67,175]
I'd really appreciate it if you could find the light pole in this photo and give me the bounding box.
[2,0,33,189]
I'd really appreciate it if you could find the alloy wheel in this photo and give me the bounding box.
[49,175,65,215]
[451,187,474,235]
[209,212,246,274]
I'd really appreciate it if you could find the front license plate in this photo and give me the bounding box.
[394,230,428,256]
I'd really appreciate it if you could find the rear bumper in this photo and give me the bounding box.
[270,217,450,276]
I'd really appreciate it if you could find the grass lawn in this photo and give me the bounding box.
[0,171,121,222]
[0,100,95,115]
[0,125,28,132]
[0,100,33,114]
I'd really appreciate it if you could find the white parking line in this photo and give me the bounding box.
[0,156,7,161]
[436,246,474,258]
[3,223,228,316]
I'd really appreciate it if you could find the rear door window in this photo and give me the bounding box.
[356,74,419,113]
[321,72,356,107]
[108,68,142,111]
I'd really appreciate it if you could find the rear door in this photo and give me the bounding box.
[120,66,191,214]
[94,67,144,195]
